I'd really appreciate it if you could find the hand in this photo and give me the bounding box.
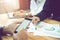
[32,16,40,25]
[13,10,33,18]
[13,10,27,18]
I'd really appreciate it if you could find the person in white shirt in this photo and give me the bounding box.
[30,0,46,15]
[13,0,46,18]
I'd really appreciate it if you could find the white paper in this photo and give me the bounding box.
[5,19,18,26]
[27,22,36,32]
[33,21,60,38]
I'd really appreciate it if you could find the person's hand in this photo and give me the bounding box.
[13,10,33,18]
[32,16,40,25]
[13,10,27,18]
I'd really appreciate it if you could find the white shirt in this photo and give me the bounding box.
[30,0,46,15]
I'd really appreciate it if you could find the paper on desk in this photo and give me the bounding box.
[0,14,23,28]
[0,14,16,26]
[0,24,4,27]
[27,22,36,32]
[0,14,8,26]
[5,19,19,26]
[33,21,60,38]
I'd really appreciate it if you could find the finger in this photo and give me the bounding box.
[32,19,38,25]
[34,21,38,25]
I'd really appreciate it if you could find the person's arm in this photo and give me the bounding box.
[36,0,51,21]
[13,10,33,18]
[30,0,46,15]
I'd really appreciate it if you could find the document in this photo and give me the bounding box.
[34,21,60,38]
[27,21,60,38]
[27,22,36,32]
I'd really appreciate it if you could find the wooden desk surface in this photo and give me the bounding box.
[44,19,60,24]
[27,31,60,40]
[2,19,60,40]
[27,19,60,40]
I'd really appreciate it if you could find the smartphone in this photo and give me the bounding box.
[14,18,31,33]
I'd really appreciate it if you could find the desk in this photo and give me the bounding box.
[2,19,60,40]
[2,18,24,40]
[26,19,60,40]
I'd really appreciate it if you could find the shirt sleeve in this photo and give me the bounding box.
[30,0,46,15]
[36,0,51,21]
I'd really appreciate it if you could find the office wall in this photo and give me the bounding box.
[0,0,30,13]
[19,0,30,10]
[0,0,19,13]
